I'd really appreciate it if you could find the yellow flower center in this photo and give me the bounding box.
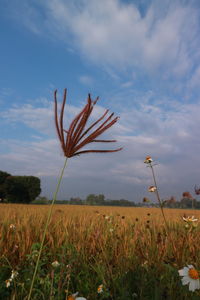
[188,268,199,280]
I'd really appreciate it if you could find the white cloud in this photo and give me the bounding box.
[121,81,133,88]
[1,93,200,200]
[4,0,200,79]
[2,103,54,135]
[188,65,200,90]
[1,97,85,136]
[79,75,93,85]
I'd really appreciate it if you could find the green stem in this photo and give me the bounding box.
[27,157,68,300]
[150,165,169,230]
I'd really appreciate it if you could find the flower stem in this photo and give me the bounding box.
[27,157,68,300]
[150,165,169,230]
[149,164,176,253]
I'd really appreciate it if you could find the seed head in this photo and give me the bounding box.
[54,89,122,158]
[195,185,200,195]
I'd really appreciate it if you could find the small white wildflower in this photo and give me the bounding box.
[97,284,104,293]
[9,224,16,230]
[11,270,18,280]
[52,260,60,268]
[5,279,11,288]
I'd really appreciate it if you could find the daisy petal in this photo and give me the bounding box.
[188,265,194,269]
[189,280,196,292]
[179,267,189,276]
[182,277,190,285]
[194,279,200,290]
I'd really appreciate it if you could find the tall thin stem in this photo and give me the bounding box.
[27,157,68,300]
[150,165,169,230]
[149,163,176,253]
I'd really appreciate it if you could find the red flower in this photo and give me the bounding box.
[54,89,122,157]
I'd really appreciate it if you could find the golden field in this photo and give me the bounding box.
[1,204,200,262]
[1,204,200,299]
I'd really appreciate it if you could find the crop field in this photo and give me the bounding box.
[1,204,200,299]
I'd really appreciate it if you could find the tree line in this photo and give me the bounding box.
[1,169,200,208]
[35,193,200,209]
[34,194,137,207]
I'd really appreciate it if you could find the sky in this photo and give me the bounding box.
[1,0,200,202]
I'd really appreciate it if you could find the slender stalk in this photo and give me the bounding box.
[149,163,176,253]
[27,157,68,300]
[150,165,169,230]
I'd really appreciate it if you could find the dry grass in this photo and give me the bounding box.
[1,204,200,299]
[1,204,199,262]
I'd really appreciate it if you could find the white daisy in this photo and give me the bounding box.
[97,284,104,293]
[178,265,200,291]
[183,216,198,223]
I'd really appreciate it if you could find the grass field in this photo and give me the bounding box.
[1,204,200,299]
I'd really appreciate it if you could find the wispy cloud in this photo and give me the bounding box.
[1,93,200,200]
[4,0,200,80]
[79,75,94,85]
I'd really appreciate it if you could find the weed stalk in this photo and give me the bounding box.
[27,157,68,300]
[147,161,176,254]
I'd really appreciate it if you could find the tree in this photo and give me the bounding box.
[164,196,176,208]
[180,192,196,209]
[21,176,41,202]
[95,194,105,205]
[5,175,41,203]
[69,197,82,205]
[85,194,105,205]
[85,194,97,205]
[0,171,11,201]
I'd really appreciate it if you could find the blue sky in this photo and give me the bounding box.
[1,0,200,202]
